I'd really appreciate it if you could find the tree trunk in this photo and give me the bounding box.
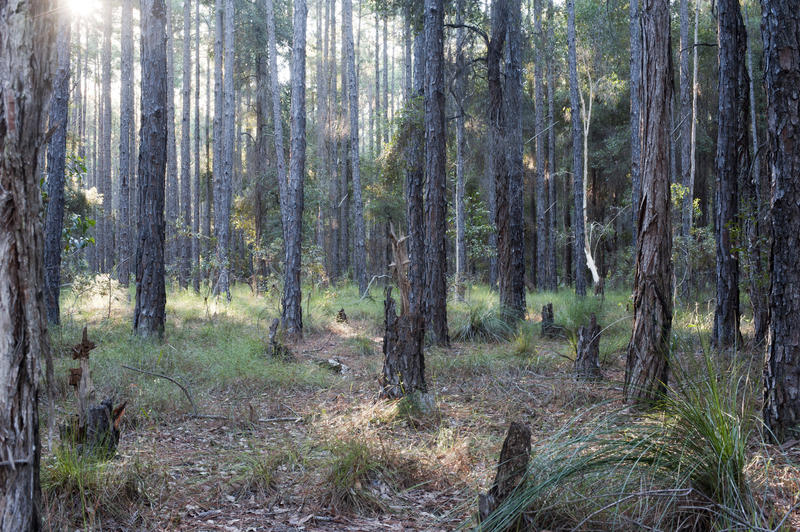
[424,0,449,345]
[266,0,288,244]
[407,27,425,318]
[134,0,168,338]
[712,0,747,350]
[687,0,699,235]
[326,0,340,280]
[546,0,557,290]
[624,0,673,405]
[166,0,178,270]
[215,0,235,299]
[629,0,642,247]
[101,0,113,273]
[180,0,192,289]
[567,0,587,296]
[0,1,53,527]
[743,6,768,344]
[679,0,692,239]
[118,0,134,287]
[343,0,368,295]
[193,0,201,293]
[213,0,223,282]
[454,0,466,300]
[762,0,800,443]
[380,286,426,399]
[282,0,307,336]
[534,0,547,291]
[45,19,71,325]
[478,422,532,523]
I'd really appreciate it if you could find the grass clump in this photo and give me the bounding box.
[232,448,300,499]
[346,335,377,357]
[321,439,396,515]
[511,321,537,358]
[451,302,516,343]
[478,353,771,531]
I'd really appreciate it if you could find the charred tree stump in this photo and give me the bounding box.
[540,302,565,338]
[478,421,532,523]
[380,286,426,398]
[575,313,601,380]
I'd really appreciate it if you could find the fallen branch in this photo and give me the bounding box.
[191,414,302,424]
[360,274,390,300]
[121,364,198,416]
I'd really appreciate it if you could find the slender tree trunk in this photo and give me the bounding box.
[166,0,178,270]
[424,0,449,345]
[567,0,587,296]
[624,0,673,405]
[762,0,800,442]
[101,0,113,273]
[687,0,698,234]
[488,0,507,301]
[45,20,71,325]
[204,47,212,281]
[213,0,223,283]
[282,0,307,336]
[679,0,692,239]
[118,0,133,287]
[546,0,557,290]
[134,0,168,338]
[0,0,54,524]
[180,0,192,289]
[534,0,547,291]
[454,0,467,299]
[383,16,389,144]
[215,0,235,299]
[326,0,340,280]
[374,11,381,157]
[193,0,201,292]
[343,0,368,295]
[407,27,425,318]
[630,0,642,246]
[743,7,768,344]
[712,0,747,350]
[266,0,288,243]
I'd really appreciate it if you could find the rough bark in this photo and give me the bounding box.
[380,286,426,399]
[454,0,467,299]
[478,422,532,523]
[679,0,692,239]
[374,11,381,157]
[534,0,547,291]
[424,0,449,345]
[343,0,368,295]
[546,0,557,290]
[193,0,201,292]
[101,0,113,272]
[712,0,748,350]
[282,0,307,336]
[407,29,425,317]
[166,0,178,268]
[0,0,54,526]
[575,313,601,380]
[179,0,192,289]
[630,0,642,246]
[762,0,800,442]
[624,0,673,405]
[118,0,134,287]
[266,0,288,244]
[213,0,223,277]
[45,20,71,325]
[134,0,168,338]
[567,0,587,296]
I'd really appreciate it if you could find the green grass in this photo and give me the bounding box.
[321,439,397,514]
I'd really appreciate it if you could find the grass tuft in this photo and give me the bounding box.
[321,439,396,515]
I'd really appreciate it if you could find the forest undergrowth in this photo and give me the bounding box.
[40,279,799,530]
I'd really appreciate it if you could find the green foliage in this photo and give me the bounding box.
[321,439,395,514]
[450,301,516,343]
[511,321,537,358]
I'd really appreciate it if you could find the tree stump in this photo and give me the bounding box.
[575,313,601,380]
[478,421,532,523]
[540,302,564,338]
[380,286,426,399]
[268,318,294,360]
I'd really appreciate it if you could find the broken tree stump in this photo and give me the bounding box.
[267,318,294,361]
[478,421,532,523]
[380,286,426,399]
[574,313,601,380]
[540,303,565,338]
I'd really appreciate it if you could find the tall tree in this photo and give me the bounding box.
[166,0,179,267]
[266,0,288,242]
[546,0,557,290]
[534,0,547,290]
[407,26,425,318]
[100,0,113,272]
[180,0,192,288]
[193,0,201,292]
[629,0,642,246]
[343,0,368,294]
[215,0,235,299]
[624,0,673,404]
[44,18,71,324]
[567,0,587,296]
[712,0,748,350]
[134,0,168,338]
[282,0,307,335]
[762,0,800,442]
[679,0,692,239]
[0,0,54,525]
[118,0,134,286]
[454,0,467,299]
[488,1,507,299]
[424,0,449,345]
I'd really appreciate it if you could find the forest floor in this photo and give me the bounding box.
[40,278,799,531]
